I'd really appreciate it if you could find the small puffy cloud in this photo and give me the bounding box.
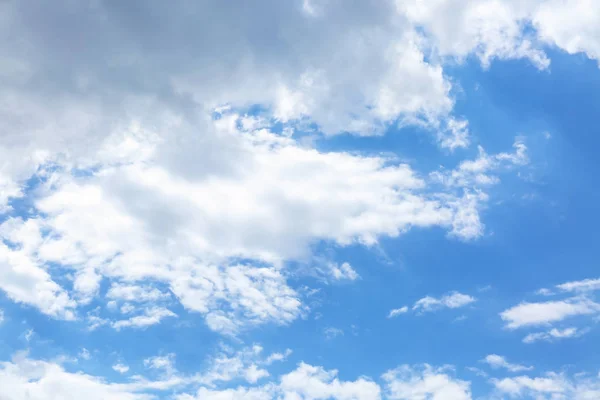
[412,291,476,313]
[430,141,528,189]
[388,306,409,318]
[328,262,360,281]
[144,354,177,376]
[196,346,272,387]
[112,364,130,374]
[500,297,600,329]
[383,364,471,400]
[324,327,344,340]
[78,349,91,361]
[264,349,293,366]
[482,355,533,372]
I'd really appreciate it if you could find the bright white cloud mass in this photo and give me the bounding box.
[1,0,600,399]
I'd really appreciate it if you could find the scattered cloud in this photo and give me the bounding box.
[557,278,600,293]
[523,327,589,344]
[500,297,600,329]
[482,355,533,372]
[78,349,91,361]
[383,364,471,400]
[111,307,177,330]
[413,291,476,313]
[324,327,344,340]
[112,364,130,374]
[388,306,409,318]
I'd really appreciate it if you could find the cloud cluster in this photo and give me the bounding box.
[389,291,477,318]
[500,276,600,343]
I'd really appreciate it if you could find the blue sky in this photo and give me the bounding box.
[1,1,600,399]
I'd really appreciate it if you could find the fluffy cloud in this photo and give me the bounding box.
[0,353,151,400]
[500,297,600,329]
[383,364,471,400]
[0,110,521,333]
[0,0,538,335]
[112,364,130,374]
[533,0,600,63]
[111,307,177,331]
[280,362,381,400]
[106,284,171,303]
[412,291,477,313]
[0,221,76,320]
[490,370,600,399]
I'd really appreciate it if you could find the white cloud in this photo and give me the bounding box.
[533,0,600,63]
[328,262,360,281]
[179,362,381,400]
[177,386,275,400]
[430,141,528,189]
[557,278,600,293]
[412,291,476,313]
[196,346,271,387]
[324,327,344,340]
[383,364,471,400]
[113,364,130,374]
[388,307,409,318]
[0,220,76,320]
[23,329,34,343]
[523,327,588,344]
[280,362,381,400]
[500,297,600,329]
[264,349,293,365]
[78,349,91,361]
[482,355,533,372]
[144,354,177,376]
[111,307,176,330]
[0,1,534,335]
[492,370,600,399]
[398,0,550,69]
[0,353,151,400]
[106,284,170,303]
[492,374,568,398]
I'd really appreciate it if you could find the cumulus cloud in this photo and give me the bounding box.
[280,362,381,400]
[383,364,471,400]
[0,0,538,336]
[0,113,518,333]
[0,353,151,400]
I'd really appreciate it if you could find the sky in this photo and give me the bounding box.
[1,0,600,399]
